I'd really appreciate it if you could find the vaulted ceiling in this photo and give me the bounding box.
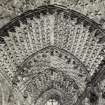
[0,1,105,105]
[0,0,105,28]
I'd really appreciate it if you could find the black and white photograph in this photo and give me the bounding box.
[0,0,105,105]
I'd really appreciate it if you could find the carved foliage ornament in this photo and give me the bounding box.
[0,5,105,44]
[12,46,89,94]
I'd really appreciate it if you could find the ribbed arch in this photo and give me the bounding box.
[0,5,104,85]
[0,4,105,105]
[12,46,89,94]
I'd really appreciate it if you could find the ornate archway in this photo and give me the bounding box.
[12,46,88,105]
[0,4,105,105]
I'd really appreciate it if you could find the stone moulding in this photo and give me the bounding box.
[0,4,104,44]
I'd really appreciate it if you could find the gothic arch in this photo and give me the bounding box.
[0,4,105,105]
[13,46,88,93]
[0,4,104,83]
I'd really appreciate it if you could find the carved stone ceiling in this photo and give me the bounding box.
[0,0,105,28]
[0,1,105,105]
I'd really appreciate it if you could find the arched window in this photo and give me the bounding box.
[45,99,60,105]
